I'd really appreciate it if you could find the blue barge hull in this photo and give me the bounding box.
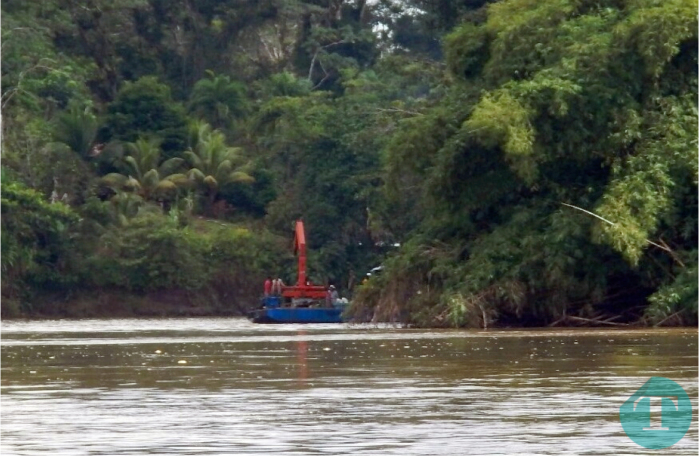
[249,297,347,323]
[249,307,344,323]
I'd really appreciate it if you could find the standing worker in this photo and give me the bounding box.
[264,276,272,297]
[325,286,333,308]
[272,277,285,296]
[330,285,339,306]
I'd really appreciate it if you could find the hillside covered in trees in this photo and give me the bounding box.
[2,0,696,326]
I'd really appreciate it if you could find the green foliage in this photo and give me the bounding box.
[444,23,489,79]
[1,179,81,299]
[189,71,249,130]
[646,256,698,326]
[102,76,189,156]
[87,213,208,291]
[82,193,147,229]
[184,122,254,212]
[594,95,698,265]
[82,212,289,307]
[101,137,189,202]
[205,222,291,285]
[52,105,99,160]
[355,0,698,327]
[219,166,278,218]
[3,0,696,325]
[255,72,312,98]
[464,90,536,181]
[1,7,94,115]
[255,67,418,287]
[620,0,697,78]
[285,0,381,92]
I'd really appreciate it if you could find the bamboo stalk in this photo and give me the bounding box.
[560,203,685,267]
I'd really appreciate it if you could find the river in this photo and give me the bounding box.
[1,318,697,455]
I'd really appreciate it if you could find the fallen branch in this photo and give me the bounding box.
[566,315,629,326]
[548,313,567,327]
[653,309,684,327]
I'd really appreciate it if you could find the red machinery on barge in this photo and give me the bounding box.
[248,220,347,323]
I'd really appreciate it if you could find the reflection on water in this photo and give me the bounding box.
[1,318,697,455]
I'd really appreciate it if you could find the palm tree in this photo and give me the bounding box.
[52,106,99,160]
[259,72,311,98]
[184,122,254,213]
[189,71,248,130]
[106,192,146,227]
[101,137,189,202]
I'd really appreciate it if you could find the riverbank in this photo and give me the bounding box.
[1,288,253,319]
[3,290,695,329]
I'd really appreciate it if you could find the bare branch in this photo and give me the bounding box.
[657,237,686,268]
[308,50,320,81]
[317,58,328,76]
[308,39,347,81]
[374,107,424,116]
[2,60,57,110]
[312,72,333,90]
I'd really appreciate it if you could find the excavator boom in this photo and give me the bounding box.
[282,220,326,299]
[294,220,307,287]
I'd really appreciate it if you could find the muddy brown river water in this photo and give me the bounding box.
[1,318,697,455]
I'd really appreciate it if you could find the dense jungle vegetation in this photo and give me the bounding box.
[2,0,696,326]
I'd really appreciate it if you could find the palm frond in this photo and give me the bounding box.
[183,150,204,170]
[159,157,185,177]
[123,156,141,179]
[155,180,178,193]
[187,168,206,182]
[229,171,255,184]
[101,173,129,190]
[165,173,191,187]
[142,169,161,190]
[217,159,233,179]
[125,176,142,191]
[53,107,99,158]
[203,175,219,189]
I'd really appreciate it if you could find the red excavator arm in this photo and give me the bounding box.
[294,220,307,287]
[282,220,327,299]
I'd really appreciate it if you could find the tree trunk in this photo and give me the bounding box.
[208,191,217,217]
